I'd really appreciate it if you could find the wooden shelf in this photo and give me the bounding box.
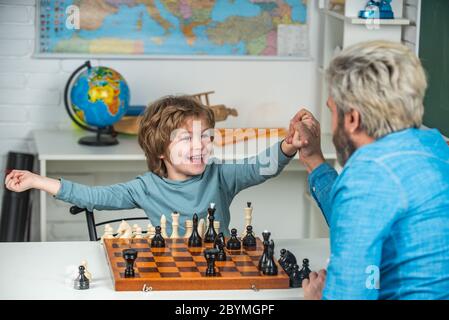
[321,9,410,26]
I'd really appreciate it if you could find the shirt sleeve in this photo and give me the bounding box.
[218,141,295,197]
[322,160,406,300]
[308,162,339,225]
[54,177,142,211]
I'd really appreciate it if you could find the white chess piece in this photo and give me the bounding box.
[241,202,253,237]
[132,224,139,238]
[134,226,143,239]
[171,212,180,238]
[117,220,132,239]
[148,226,156,239]
[214,220,220,234]
[184,220,193,239]
[80,260,92,281]
[198,218,205,237]
[160,214,168,238]
[101,224,114,243]
[146,222,154,239]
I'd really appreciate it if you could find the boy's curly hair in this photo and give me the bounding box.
[138,95,215,177]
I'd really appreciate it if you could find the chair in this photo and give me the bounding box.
[69,206,149,241]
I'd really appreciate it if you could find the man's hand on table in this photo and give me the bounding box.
[303,269,327,300]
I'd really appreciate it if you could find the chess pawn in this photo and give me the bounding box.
[241,202,253,237]
[226,228,241,250]
[299,258,312,283]
[101,224,114,243]
[134,226,143,239]
[242,225,257,248]
[146,223,155,239]
[171,211,180,239]
[74,265,89,290]
[151,226,166,248]
[184,220,193,239]
[160,214,168,238]
[198,218,206,237]
[80,260,92,281]
[213,221,220,234]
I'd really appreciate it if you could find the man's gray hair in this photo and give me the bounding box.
[326,40,427,139]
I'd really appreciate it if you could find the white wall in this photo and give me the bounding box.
[0,0,323,240]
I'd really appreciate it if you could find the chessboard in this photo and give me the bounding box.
[103,237,290,291]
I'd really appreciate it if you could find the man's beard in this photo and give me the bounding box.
[333,121,357,167]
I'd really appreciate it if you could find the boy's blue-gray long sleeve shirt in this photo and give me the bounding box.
[55,141,294,236]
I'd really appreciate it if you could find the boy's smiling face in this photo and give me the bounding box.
[161,116,214,181]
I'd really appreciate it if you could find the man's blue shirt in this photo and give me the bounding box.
[309,128,449,299]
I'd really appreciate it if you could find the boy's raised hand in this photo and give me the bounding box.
[287,109,325,173]
[4,170,39,193]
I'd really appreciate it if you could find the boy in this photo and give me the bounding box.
[5,96,298,236]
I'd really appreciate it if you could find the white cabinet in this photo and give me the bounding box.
[316,0,421,133]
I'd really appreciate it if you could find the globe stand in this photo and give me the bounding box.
[78,127,118,146]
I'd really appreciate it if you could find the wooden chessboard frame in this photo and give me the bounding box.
[103,238,290,291]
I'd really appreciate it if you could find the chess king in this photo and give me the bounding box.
[5,96,300,237]
[286,41,449,299]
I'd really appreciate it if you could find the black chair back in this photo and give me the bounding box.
[70,206,149,241]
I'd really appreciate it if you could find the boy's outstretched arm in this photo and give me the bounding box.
[4,169,140,211]
[5,170,60,195]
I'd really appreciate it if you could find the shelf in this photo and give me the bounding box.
[321,9,410,26]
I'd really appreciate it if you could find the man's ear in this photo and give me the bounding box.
[344,109,362,134]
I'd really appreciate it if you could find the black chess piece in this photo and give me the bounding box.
[204,248,219,276]
[74,265,89,290]
[258,231,270,271]
[242,225,256,248]
[122,248,138,278]
[151,226,165,248]
[214,232,226,261]
[284,262,295,276]
[278,249,297,271]
[299,258,312,283]
[204,203,217,243]
[289,264,302,288]
[188,213,202,247]
[226,228,241,250]
[262,240,278,276]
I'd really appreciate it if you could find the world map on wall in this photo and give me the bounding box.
[38,0,309,58]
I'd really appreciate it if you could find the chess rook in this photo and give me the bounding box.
[122,249,138,278]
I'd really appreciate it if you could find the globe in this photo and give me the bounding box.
[64,61,130,146]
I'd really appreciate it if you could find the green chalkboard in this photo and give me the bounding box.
[419,0,449,138]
